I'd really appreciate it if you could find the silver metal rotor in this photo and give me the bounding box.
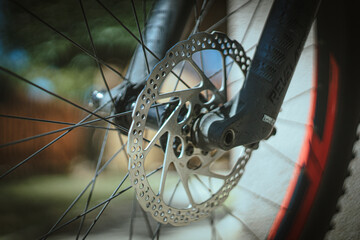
[128,32,252,226]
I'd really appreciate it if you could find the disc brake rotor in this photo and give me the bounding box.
[128,32,252,226]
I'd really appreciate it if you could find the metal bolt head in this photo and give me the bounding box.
[194,104,201,116]
[201,150,208,156]
[185,145,194,156]
[182,124,190,135]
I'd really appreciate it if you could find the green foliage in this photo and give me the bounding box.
[1,0,153,100]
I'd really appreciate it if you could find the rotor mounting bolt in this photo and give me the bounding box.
[201,150,208,156]
[185,145,194,156]
[194,104,201,116]
[182,124,190,135]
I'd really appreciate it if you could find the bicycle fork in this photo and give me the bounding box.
[195,0,322,150]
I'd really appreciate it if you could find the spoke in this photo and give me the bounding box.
[195,167,227,180]
[201,59,235,84]
[0,102,107,179]
[189,58,226,103]
[0,107,163,151]
[199,51,209,99]
[159,133,175,195]
[200,48,205,72]
[129,192,137,240]
[220,55,234,100]
[140,208,154,238]
[150,99,183,109]
[240,0,262,45]
[237,185,281,208]
[0,105,161,179]
[118,132,129,161]
[170,180,181,204]
[0,108,164,150]
[276,117,312,128]
[142,0,147,29]
[172,61,188,92]
[79,0,117,108]
[96,0,144,52]
[261,141,300,167]
[193,0,199,21]
[10,0,125,80]
[142,105,179,153]
[80,166,163,239]
[0,114,118,131]
[0,109,134,148]
[282,87,315,105]
[76,123,111,239]
[156,227,160,240]
[0,114,80,126]
[152,179,181,239]
[45,142,127,238]
[0,105,142,182]
[173,162,195,206]
[154,102,161,127]
[95,0,190,89]
[0,126,77,148]
[222,205,261,240]
[191,0,207,34]
[191,0,212,34]
[157,88,196,102]
[1,135,72,179]
[194,174,212,193]
[131,0,150,74]
[0,66,127,132]
[246,43,257,53]
[42,165,161,238]
[153,225,161,240]
[227,77,244,87]
[0,119,114,148]
[205,0,252,33]
[143,127,168,153]
[81,172,130,239]
[210,212,218,240]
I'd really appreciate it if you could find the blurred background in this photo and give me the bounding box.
[0,0,144,175]
[0,0,228,239]
[0,0,151,238]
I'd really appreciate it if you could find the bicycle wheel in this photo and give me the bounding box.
[0,0,358,239]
